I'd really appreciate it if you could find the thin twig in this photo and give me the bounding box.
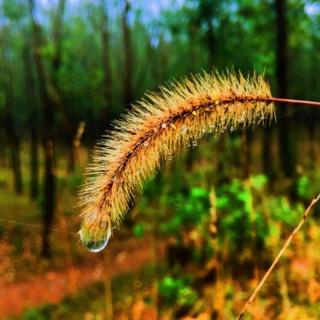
[236,194,320,320]
[268,97,320,108]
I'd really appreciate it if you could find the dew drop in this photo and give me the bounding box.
[161,123,167,129]
[80,224,112,253]
[181,126,188,134]
[192,140,197,147]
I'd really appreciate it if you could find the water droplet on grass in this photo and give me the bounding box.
[80,224,112,253]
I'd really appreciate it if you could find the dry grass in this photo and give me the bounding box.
[79,71,276,247]
[237,194,320,319]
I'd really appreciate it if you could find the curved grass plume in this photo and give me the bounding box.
[79,71,276,252]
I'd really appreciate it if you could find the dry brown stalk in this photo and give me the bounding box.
[236,194,320,320]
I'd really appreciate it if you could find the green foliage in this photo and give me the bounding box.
[159,275,197,307]
[251,174,268,191]
[65,171,83,192]
[217,179,254,246]
[2,0,25,20]
[296,175,311,200]
[133,223,145,238]
[269,197,303,226]
[22,308,46,320]
[159,187,210,235]
[213,175,275,251]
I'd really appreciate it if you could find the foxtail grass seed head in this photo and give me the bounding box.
[79,71,276,252]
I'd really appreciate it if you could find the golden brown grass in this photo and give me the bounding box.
[237,194,320,319]
[79,71,276,248]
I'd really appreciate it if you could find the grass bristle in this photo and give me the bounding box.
[79,71,276,244]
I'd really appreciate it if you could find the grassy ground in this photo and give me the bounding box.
[7,265,161,320]
[1,134,320,319]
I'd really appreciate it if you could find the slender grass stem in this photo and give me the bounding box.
[236,194,320,320]
[268,97,320,108]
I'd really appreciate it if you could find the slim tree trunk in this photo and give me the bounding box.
[204,12,215,65]
[197,0,217,66]
[42,138,55,257]
[308,119,317,170]
[0,129,8,167]
[50,0,77,172]
[51,0,66,80]
[243,129,252,179]
[30,124,39,198]
[100,0,112,116]
[262,126,275,178]
[29,0,56,257]
[48,0,76,172]
[122,0,133,107]
[3,66,23,195]
[276,0,296,179]
[23,42,39,199]
[5,107,23,195]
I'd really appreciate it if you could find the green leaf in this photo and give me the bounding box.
[133,223,145,238]
[251,174,268,190]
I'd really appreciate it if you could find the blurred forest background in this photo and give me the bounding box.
[1,0,320,319]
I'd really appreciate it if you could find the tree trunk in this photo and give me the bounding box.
[0,129,8,167]
[262,126,275,179]
[46,0,76,172]
[5,108,23,195]
[122,0,133,107]
[308,118,317,170]
[100,0,112,117]
[243,129,252,179]
[42,139,56,257]
[276,0,296,179]
[23,42,39,199]
[4,67,23,195]
[29,0,56,257]
[50,0,77,172]
[51,0,66,79]
[197,0,218,66]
